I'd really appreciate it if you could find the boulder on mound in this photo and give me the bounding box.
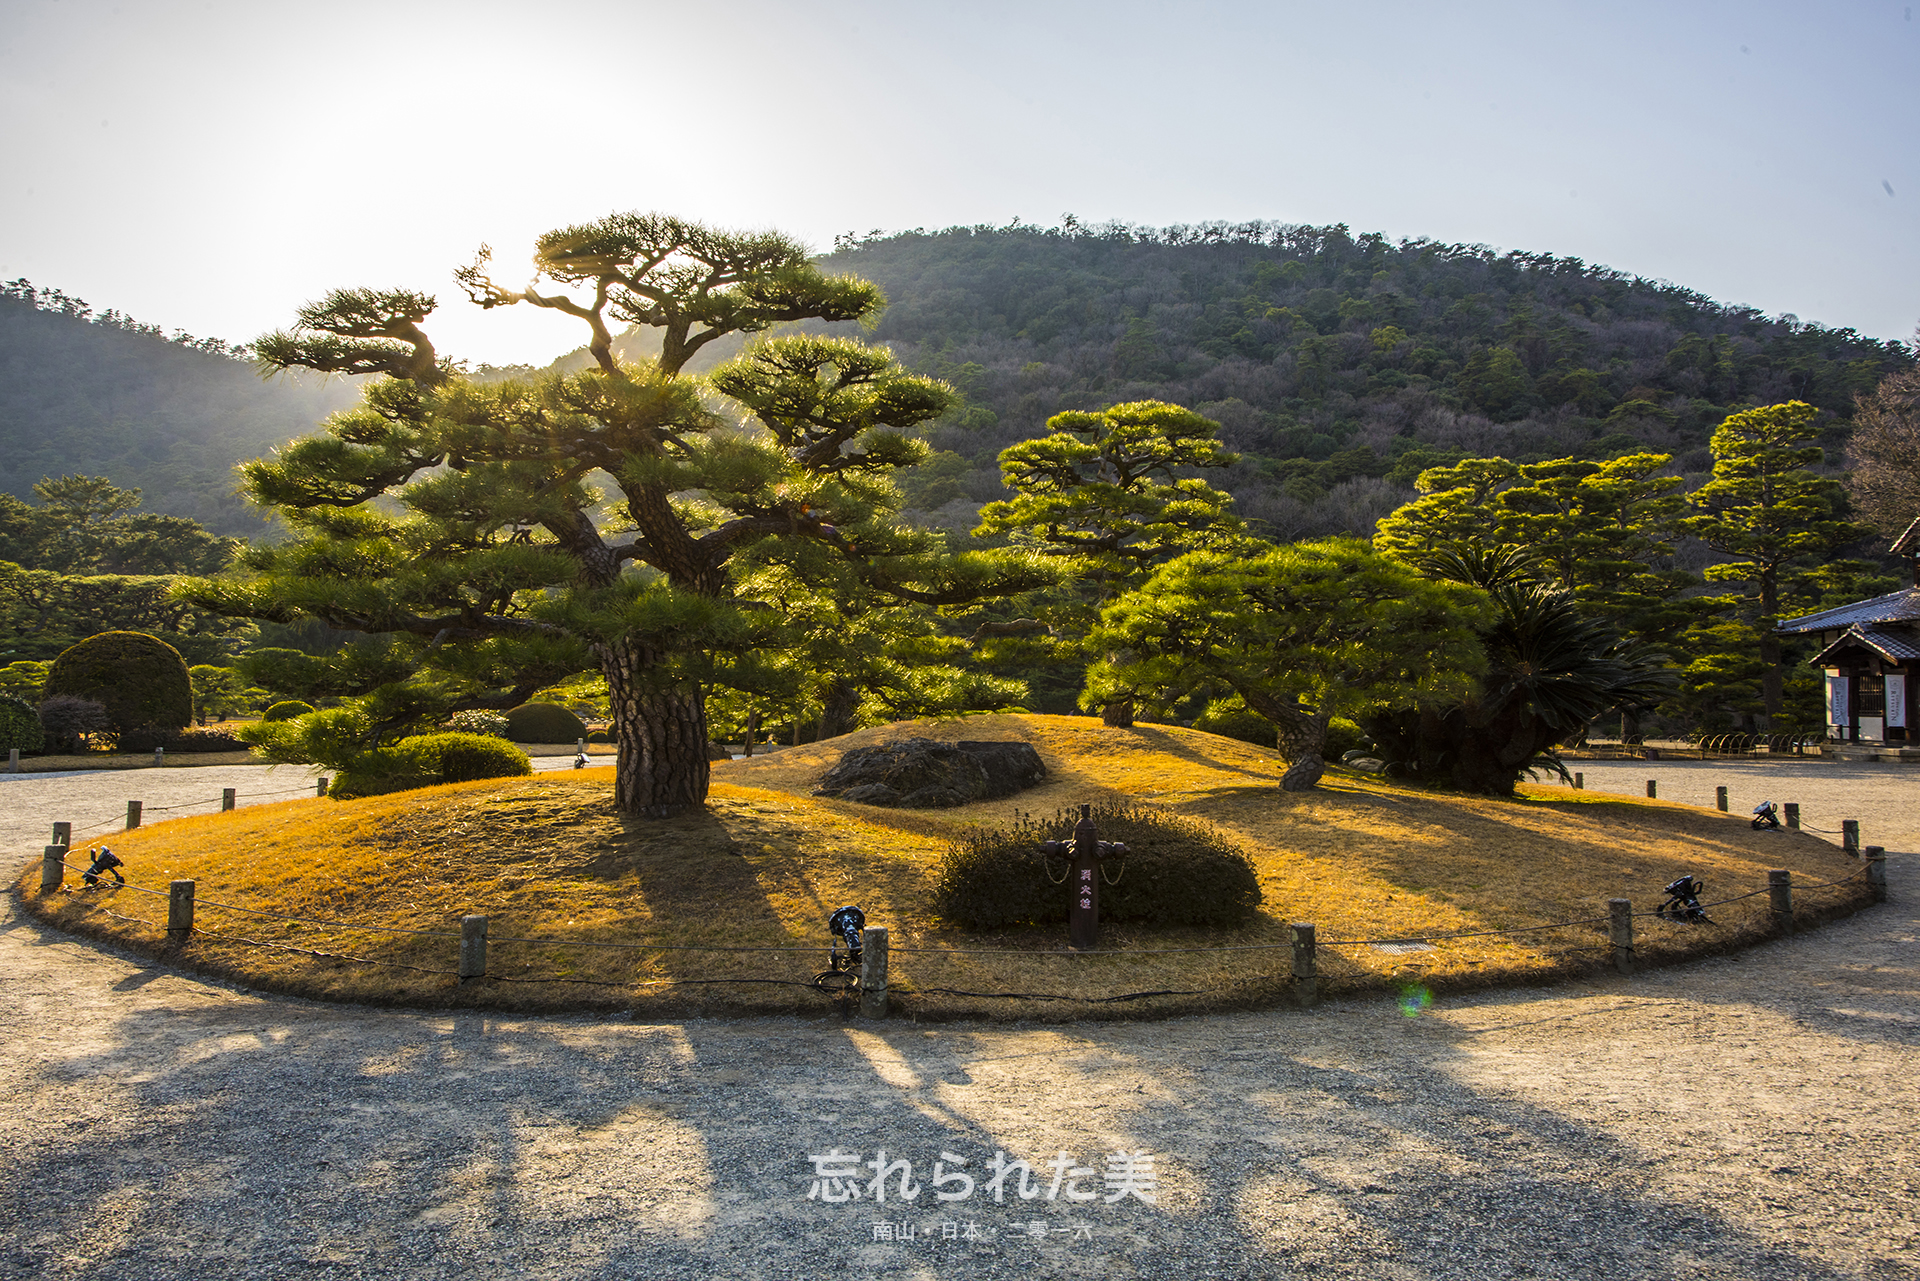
[814,737,1047,808]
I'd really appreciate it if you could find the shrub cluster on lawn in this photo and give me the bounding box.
[36,695,108,752]
[504,702,587,743]
[933,802,1262,931]
[118,726,253,753]
[329,732,532,799]
[0,694,45,753]
[263,700,316,722]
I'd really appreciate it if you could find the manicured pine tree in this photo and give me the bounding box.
[1089,539,1488,790]
[972,400,1253,726]
[185,213,1052,816]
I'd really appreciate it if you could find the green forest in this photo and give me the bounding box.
[0,279,360,533]
[818,220,1909,541]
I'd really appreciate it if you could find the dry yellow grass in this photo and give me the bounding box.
[14,714,1873,1019]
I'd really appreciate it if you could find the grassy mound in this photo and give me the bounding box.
[14,714,1876,1020]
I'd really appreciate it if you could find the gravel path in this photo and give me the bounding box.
[1,760,1914,1280]
[0,755,599,854]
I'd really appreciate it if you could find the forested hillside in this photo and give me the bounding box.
[0,282,361,533]
[815,221,1913,541]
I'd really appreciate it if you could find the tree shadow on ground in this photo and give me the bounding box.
[3,898,1904,1281]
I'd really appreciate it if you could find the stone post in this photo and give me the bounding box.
[860,926,890,1019]
[1608,899,1634,974]
[1291,922,1318,1007]
[1768,869,1793,934]
[167,880,195,944]
[459,914,488,981]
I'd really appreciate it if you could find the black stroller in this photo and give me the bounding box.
[1751,800,1781,831]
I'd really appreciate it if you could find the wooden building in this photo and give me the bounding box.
[1776,518,1920,754]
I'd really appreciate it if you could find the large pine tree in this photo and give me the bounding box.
[185,213,1051,816]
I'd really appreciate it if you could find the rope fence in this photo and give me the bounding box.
[29,778,1896,1012]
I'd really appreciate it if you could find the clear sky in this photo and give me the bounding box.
[2,0,1914,367]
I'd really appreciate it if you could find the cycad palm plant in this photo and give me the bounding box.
[1367,544,1675,794]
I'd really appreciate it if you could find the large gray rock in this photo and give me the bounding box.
[814,737,1047,808]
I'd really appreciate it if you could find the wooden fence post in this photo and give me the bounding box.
[1291,921,1318,1007]
[317,776,330,797]
[41,845,65,891]
[8,748,17,773]
[1768,869,1793,933]
[860,926,890,1018]
[1645,779,1657,799]
[459,915,488,981]
[52,822,71,845]
[1716,786,1728,812]
[1608,899,1634,974]
[1842,820,1859,857]
[126,801,142,829]
[167,880,195,944]
[1865,846,1887,903]
[1574,772,1584,790]
[1784,803,1800,830]
[221,788,236,811]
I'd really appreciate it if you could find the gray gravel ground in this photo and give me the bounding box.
[1,758,1915,1280]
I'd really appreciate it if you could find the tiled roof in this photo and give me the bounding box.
[1777,587,1920,634]
[1891,515,1920,557]
[1812,625,1920,665]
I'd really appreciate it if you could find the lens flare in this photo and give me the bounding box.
[1398,984,1433,1018]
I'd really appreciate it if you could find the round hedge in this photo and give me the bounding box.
[263,700,317,722]
[329,732,532,800]
[0,694,45,753]
[932,802,1263,931]
[44,632,192,736]
[504,701,587,743]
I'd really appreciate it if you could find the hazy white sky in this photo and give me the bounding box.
[2,0,1914,367]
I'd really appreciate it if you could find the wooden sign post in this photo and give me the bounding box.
[1041,804,1128,952]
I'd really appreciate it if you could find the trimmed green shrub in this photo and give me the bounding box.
[0,694,45,753]
[933,802,1262,931]
[504,701,587,743]
[587,728,612,744]
[264,700,317,722]
[44,632,193,736]
[327,747,424,800]
[329,732,531,799]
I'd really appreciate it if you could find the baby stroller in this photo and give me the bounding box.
[1751,800,1781,831]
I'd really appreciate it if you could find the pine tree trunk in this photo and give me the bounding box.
[820,678,860,740]
[1759,563,1782,721]
[1758,628,1783,722]
[1102,698,1135,728]
[600,636,710,818]
[1265,699,1332,791]
[743,710,760,758]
